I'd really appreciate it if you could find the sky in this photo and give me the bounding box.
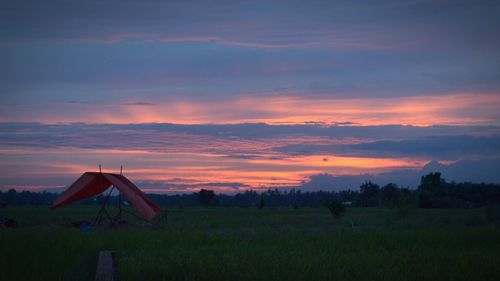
[1,0,499,193]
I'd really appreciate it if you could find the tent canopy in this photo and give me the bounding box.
[52,172,161,221]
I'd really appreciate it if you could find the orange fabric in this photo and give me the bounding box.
[51,172,161,221]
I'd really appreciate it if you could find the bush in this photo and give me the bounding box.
[323,199,346,218]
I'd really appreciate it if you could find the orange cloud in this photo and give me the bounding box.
[4,92,496,126]
[0,145,426,191]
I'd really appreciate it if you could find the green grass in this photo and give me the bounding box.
[1,206,500,280]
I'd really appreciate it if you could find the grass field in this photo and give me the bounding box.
[1,206,500,281]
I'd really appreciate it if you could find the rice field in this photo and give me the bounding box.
[1,206,499,281]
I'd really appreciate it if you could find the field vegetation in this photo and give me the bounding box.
[1,206,500,281]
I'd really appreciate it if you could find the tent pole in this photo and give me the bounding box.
[93,185,114,226]
[115,165,123,224]
[114,191,123,226]
[93,169,103,226]
[121,207,151,224]
[93,170,115,226]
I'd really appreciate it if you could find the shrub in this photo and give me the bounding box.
[323,199,346,218]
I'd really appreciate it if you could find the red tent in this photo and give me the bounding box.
[52,172,161,221]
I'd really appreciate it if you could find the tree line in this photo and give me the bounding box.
[1,173,500,208]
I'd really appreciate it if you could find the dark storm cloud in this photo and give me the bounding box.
[1,123,499,162]
[1,122,499,150]
[300,158,500,191]
[276,135,500,160]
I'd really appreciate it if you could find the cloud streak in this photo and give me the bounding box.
[1,122,499,192]
[1,93,500,126]
[276,135,500,160]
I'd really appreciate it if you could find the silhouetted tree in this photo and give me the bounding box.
[6,189,17,204]
[197,189,218,206]
[258,194,265,209]
[381,183,400,208]
[3,176,500,208]
[358,181,380,207]
[418,172,449,208]
[420,173,444,192]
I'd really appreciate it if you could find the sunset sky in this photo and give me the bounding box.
[1,0,499,193]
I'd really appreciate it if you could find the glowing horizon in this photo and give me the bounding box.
[1,123,499,193]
